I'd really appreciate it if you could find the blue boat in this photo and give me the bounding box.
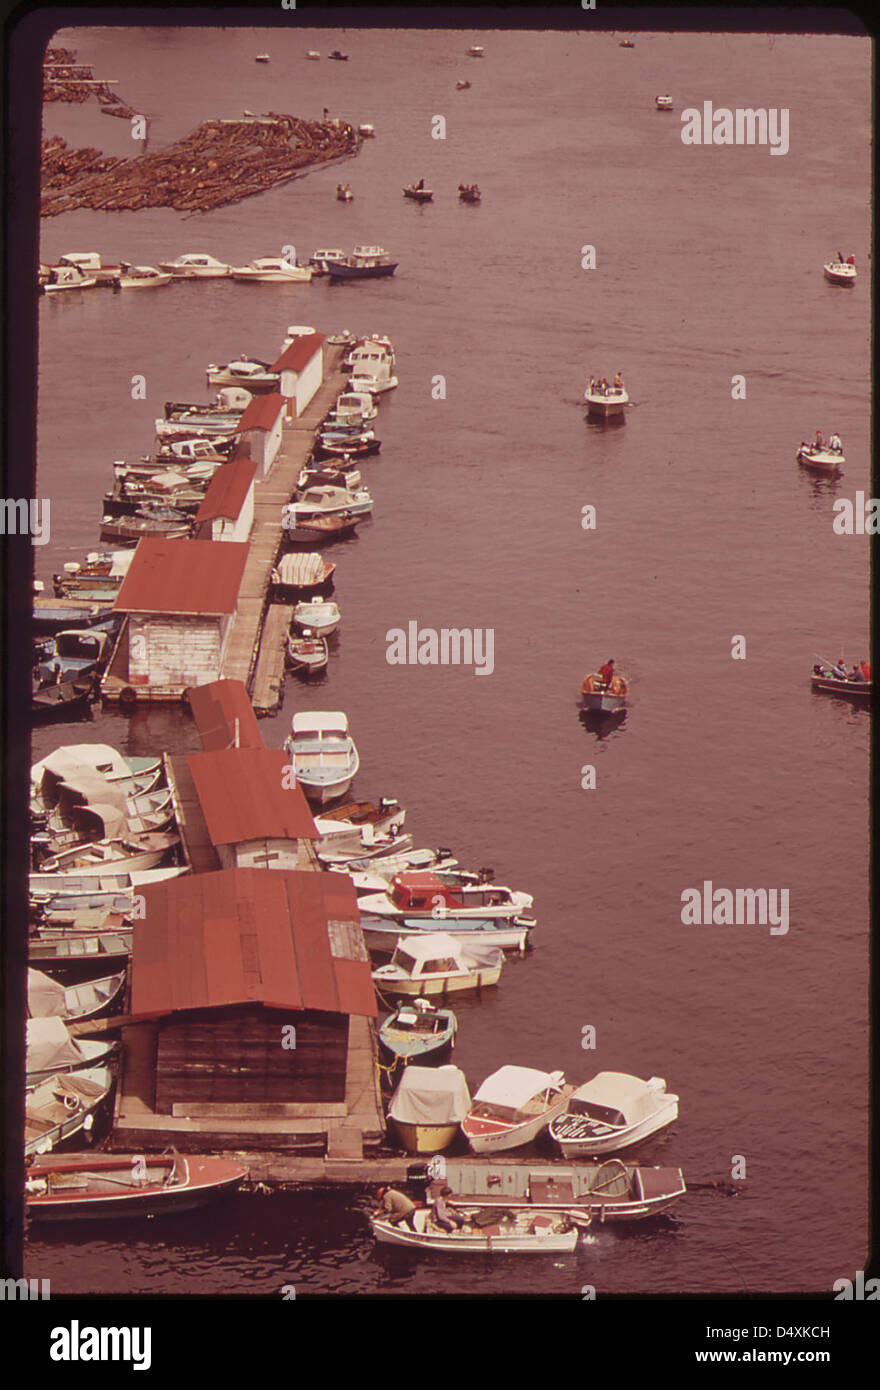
[326,245,398,279]
[378,1000,457,1066]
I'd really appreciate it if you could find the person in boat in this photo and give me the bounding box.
[432,1188,467,1232]
[375,1186,419,1228]
[832,657,848,680]
[614,371,624,391]
[814,430,825,451]
[598,658,615,686]
[416,177,425,190]
[828,433,843,452]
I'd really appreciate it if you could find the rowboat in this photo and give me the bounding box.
[549,1073,679,1156]
[403,184,434,202]
[26,1017,118,1088]
[579,671,630,713]
[462,1066,574,1153]
[28,930,133,980]
[458,183,481,203]
[386,1065,470,1153]
[379,1001,458,1067]
[25,1152,248,1221]
[291,599,341,637]
[32,675,95,725]
[811,662,871,701]
[797,442,845,471]
[27,967,126,1023]
[320,798,405,832]
[371,1207,579,1253]
[287,630,329,675]
[823,256,856,286]
[372,933,503,997]
[284,711,359,804]
[271,552,336,597]
[99,510,191,545]
[25,1067,115,1156]
[418,1157,688,1222]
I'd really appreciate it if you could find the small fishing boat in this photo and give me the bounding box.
[386,1065,470,1153]
[371,1207,579,1253]
[27,967,126,1023]
[655,95,674,110]
[283,514,362,546]
[336,184,354,201]
[319,798,404,835]
[456,80,471,90]
[287,629,330,675]
[306,51,320,60]
[358,123,375,137]
[229,257,312,283]
[99,509,191,545]
[549,1073,679,1156]
[157,253,231,278]
[25,1067,114,1156]
[291,598,341,637]
[579,670,630,713]
[584,376,629,419]
[310,248,347,274]
[25,1151,248,1221]
[823,255,856,286]
[379,1000,458,1067]
[797,440,845,471]
[403,184,434,202]
[284,711,359,804]
[458,183,481,203]
[37,832,179,876]
[466,45,485,57]
[328,49,349,61]
[26,1017,118,1088]
[418,1157,688,1222]
[116,264,172,289]
[619,38,635,47]
[206,357,279,392]
[339,847,457,879]
[811,661,872,701]
[326,246,398,279]
[271,552,336,598]
[32,675,95,725]
[255,53,270,63]
[372,933,503,997]
[462,1066,574,1154]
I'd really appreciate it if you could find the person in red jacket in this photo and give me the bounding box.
[598,659,615,686]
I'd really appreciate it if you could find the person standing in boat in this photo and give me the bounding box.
[598,658,615,686]
[614,371,624,391]
[814,429,825,451]
[829,432,843,452]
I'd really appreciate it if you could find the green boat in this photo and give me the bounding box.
[378,999,457,1066]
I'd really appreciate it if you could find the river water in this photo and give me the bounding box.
[26,23,871,1298]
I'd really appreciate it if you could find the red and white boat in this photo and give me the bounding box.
[823,255,856,286]
[25,1151,248,1220]
[461,1066,574,1153]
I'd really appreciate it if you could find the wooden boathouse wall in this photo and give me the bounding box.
[155,1005,348,1112]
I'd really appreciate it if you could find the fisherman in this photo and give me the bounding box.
[614,371,624,390]
[828,432,843,452]
[416,177,425,191]
[375,1186,419,1229]
[814,429,825,451]
[598,658,615,686]
[432,1188,467,1232]
[832,657,849,680]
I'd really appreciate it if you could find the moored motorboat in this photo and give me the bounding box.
[358,870,533,922]
[27,967,126,1023]
[287,629,329,675]
[417,1157,688,1221]
[271,552,336,597]
[823,255,856,286]
[372,933,503,997]
[462,1066,574,1153]
[549,1073,679,1155]
[25,1151,248,1220]
[25,1067,114,1155]
[379,1000,458,1067]
[284,711,359,803]
[157,253,231,278]
[291,598,341,637]
[386,1065,470,1153]
[326,246,398,279]
[42,264,97,293]
[362,914,533,956]
[310,248,347,274]
[371,1206,579,1252]
[37,832,179,876]
[116,264,172,289]
[284,483,373,526]
[230,257,312,283]
[811,661,871,700]
[26,1017,118,1088]
[206,357,279,392]
[584,374,629,419]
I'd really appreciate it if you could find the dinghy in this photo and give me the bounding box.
[579,670,630,713]
[823,255,856,286]
[27,967,126,1023]
[287,629,329,675]
[379,1001,458,1068]
[403,184,434,203]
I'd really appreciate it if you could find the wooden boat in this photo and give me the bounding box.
[797,442,845,471]
[272,552,336,598]
[358,870,533,922]
[229,257,312,283]
[823,256,856,286]
[326,246,398,279]
[458,183,481,203]
[291,599,341,637]
[549,1073,678,1156]
[655,95,674,110]
[26,1017,118,1088]
[387,1065,470,1153]
[811,662,871,701]
[372,1207,579,1252]
[29,864,182,896]
[362,914,533,956]
[418,1158,688,1222]
[462,1067,573,1153]
[287,629,329,674]
[99,510,191,545]
[284,513,362,546]
[116,264,172,289]
[284,711,359,803]
[37,832,179,876]
[27,967,126,1023]
[379,1001,458,1067]
[579,671,630,713]
[403,184,434,202]
[25,1067,114,1156]
[157,253,231,278]
[584,378,629,419]
[32,675,95,725]
[314,436,381,460]
[372,933,503,997]
[25,1151,248,1221]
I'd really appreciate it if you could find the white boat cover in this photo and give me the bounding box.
[570,1072,666,1124]
[473,1065,564,1110]
[27,970,68,1018]
[394,934,503,971]
[33,745,129,787]
[388,1066,471,1124]
[26,1017,86,1071]
[70,803,128,839]
[276,553,328,586]
[292,711,350,735]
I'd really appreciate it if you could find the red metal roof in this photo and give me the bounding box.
[271,332,326,374]
[238,391,285,432]
[195,457,257,523]
[186,679,265,752]
[132,868,375,1017]
[113,538,249,616]
[188,748,317,844]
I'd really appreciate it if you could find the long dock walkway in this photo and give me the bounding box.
[221,343,349,710]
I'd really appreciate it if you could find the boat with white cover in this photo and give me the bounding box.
[230,257,312,283]
[387,1065,470,1152]
[462,1066,574,1153]
[549,1073,679,1155]
[379,1004,458,1069]
[284,712,359,804]
[26,1017,118,1088]
[371,933,503,996]
[158,253,231,278]
[371,1207,579,1252]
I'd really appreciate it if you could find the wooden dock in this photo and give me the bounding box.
[222,343,349,712]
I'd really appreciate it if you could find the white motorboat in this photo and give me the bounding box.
[549,1073,679,1156]
[372,1207,579,1253]
[358,870,533,922]
[116,264,173,289]
[158,253,231,278]
[25,1067,114,1156]
[797,440,845,471]
[341,848,459,882]
[655,95,674,110]
[206,357,279,391]
[315,821,412,865]
[584,377,629,419]
[823,256,856,286]
[291,599,341,637]
[334,390,378,422]
[371,933,503,997]
[284,711,359,804]
[306,50,321,60]
[230,257,313,283]
[26,1017,118,1088]
[42,264,97,293]
[387,1065,471,1154]
[362,914,533,956]
[283,484,373,525]
[461,1066,574,1153]
[357,123,375,136]
[310,248,346,275]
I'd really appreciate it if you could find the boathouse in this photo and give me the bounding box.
[186,678,266,751]
[193,457,257,542]
[113,867,383,1157]
[101,537,249,702]
[188,746,319,871]
[272,331,325,419]
[235,392,285,476]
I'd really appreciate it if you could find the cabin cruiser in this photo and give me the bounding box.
[549,1073,679,1155]
[284,711,359,804]
[334,391,378,421]
[325,246,398,279]
[206,358,280,391]
[361,914,533,956]
[283,484,373,525]
[797,435,845,471]
[42,263,97,293]
[158,253,231,278]
[230,257,313,283]
[584,375,629,419]
[823,255,856,286]
[310,248,346,274]
[372,933,503,996]
[116,264,172,289]
[358,870,533,922]
[461,1066,574,1153]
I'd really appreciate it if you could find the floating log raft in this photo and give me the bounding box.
[41,114,360,218]
[43,46,133,115]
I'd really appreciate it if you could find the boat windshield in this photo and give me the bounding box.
[568,1099,626,1124]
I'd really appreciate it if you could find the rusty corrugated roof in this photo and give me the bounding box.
[113,537,249,615]
[188,747,318,844]
[239,391,285,432]
[132,868,376,1017]
[187,679,265,752]
[195,457,257,523]
[271,332,326,374]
